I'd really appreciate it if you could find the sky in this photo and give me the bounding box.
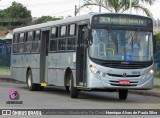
[0,0,160,19]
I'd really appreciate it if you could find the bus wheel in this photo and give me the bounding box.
[118,89,128,100]
[70,74,78,98]
[27,70,38,91]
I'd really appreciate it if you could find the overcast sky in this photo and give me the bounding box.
[0,0,160,19]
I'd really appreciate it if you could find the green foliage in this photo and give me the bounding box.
[155,33,160,43]
[0,67,10,75]
[80,0,155,17]
[0,1,32,29]
[35,16,62,24]
[155,33,160,50]
[5,2,31,19]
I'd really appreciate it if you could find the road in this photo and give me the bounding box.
[0,82,160,118]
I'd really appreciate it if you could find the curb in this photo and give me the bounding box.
[0,78,25,84]
[129,90,160,98]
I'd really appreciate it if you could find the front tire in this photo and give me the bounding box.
[70,74,78,98]
[118,89,128,100]
[27,70,38,91]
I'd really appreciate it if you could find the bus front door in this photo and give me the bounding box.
[76,25,87,86]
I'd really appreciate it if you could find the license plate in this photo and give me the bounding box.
[119,80,130,85]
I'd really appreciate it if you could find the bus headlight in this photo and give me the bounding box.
[149,68,154,74]
[89,65,106,77]
[142,68,154,80]
[89,65,101,76]
[89,65,96,73]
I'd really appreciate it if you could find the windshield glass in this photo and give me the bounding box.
[89,29,153,61]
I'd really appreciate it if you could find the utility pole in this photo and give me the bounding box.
[75,5,77,16]
[79,0,80,15]
[99,0,101,13]
[129,0,132,14]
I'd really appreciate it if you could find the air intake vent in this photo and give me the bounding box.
[102,61,153,69]
[107,73,140,77]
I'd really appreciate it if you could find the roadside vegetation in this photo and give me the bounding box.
[0,67,10,75]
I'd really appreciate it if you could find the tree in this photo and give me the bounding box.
[0,1,32,29]
[155,33,160,50]
[5,2,31,19]
[79,0,155,17]
[35,16,62,24]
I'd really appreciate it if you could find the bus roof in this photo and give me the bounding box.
[13,14,92,33]
[13,13,152,33]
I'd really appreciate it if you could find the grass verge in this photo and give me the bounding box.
[0,67,10,75]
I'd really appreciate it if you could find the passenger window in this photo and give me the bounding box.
[13,34,19,43]
[58,39,66,50]
[34,30,41,40]
[69,24,76,36]
[50,40,57,51]
[67,38,75,50]
[13,44,18,53]
[27,32,33,41]
[19,33,24,42]
[51,27,58,38]
[60,26,66,37]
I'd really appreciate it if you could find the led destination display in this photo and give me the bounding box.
[92,15,151,27]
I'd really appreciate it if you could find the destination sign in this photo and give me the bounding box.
[92,15,149,26]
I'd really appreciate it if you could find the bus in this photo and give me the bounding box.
[11,13,154,100]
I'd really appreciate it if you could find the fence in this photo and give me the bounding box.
[0,40,11,76]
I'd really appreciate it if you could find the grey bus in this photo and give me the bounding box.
[11,13,154,100]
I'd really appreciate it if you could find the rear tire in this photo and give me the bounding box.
[118,89,128,100]
[27,70,38,91]
[70,74,78,98]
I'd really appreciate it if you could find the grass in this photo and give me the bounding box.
[0,67,11,75]
[154,85,160,89]
[154,76,159,80]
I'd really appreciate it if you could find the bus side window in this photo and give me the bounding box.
[58,26,67,51]
[19,33,25,54]
[32,30,41,53]
[13,34,19,53]
[24,32,32,53]
[67,24,76,50]
[60,26,66,37]
[50,27,58,51]
[35,30,41,41]
[13,34,19,43]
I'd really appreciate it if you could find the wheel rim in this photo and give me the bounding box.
[28,74,32,87]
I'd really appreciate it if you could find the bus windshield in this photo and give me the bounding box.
[89,29,153,61]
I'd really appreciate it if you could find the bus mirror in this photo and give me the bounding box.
[84,28,89,40]
[84,29,92,46]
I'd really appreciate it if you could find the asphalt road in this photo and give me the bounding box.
[0,82,160,118]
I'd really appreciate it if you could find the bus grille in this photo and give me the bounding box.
[102,61,153,69]
[107,73,141,77]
